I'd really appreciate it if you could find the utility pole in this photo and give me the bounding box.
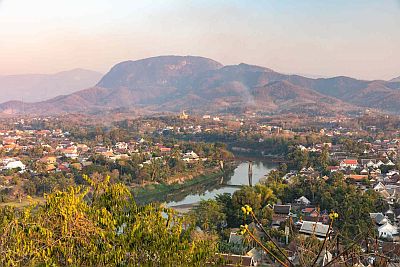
[219,160,224,171]
[336,235,340,256]
[248,161,253,187]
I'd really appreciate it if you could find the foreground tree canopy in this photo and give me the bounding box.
[0,175,218,266]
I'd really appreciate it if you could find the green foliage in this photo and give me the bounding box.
[232,186,262,212]
[229,183,279,226]
[287,147,309,170]
[190,199,226,232]
[0,175,218,266]
[215,193,239,228]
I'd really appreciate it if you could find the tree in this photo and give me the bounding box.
[23,180,37,196]
[232,186,262,212]
[287,147,309,170]
[215,193,237,228]
[0,175,218,266]
[317,145,330,172]
[278,163,288,176]
[253,184,277,207]
[191,199,227,232]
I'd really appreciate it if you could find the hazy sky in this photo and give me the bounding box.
[0,0,399,80]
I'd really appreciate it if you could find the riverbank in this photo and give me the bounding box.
[168,203,195,213]
[232,151,287,163]
[132,158,278,208]
[132,166,235,204]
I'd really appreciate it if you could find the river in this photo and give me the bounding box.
[167,160,278,207]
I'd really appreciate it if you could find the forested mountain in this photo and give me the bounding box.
[1,56,399,115]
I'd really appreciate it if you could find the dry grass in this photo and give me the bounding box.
[0,196,45,208]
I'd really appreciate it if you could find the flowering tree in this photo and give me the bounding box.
[0,175,218,266]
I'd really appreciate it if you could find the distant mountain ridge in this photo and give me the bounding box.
[0,55,399,116]
[390,76,400,82]
[0,69,103,103]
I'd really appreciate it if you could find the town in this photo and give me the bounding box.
[0,111,399,266]
[2,1,399,266]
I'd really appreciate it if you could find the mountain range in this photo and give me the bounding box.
[390,76,400,83]
[0,69,102,103]
[0,56,399,116]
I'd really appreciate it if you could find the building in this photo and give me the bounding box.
[378,222,398,240]
[4,160,26,172]
[340,159,359,169]
[182,151,200,163]
[299,221,331,240]
[295,196,311,206]
[179,111,189,120]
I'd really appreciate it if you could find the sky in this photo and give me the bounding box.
[0,0,399,80]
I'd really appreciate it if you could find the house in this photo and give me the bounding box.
[82,161,93,167]
[301,207,317,216]
[228,232,243,246]
[340,159,359,169]
[379,189,392,200]
[346,174,368,182]
[300,167,318,176]
[158,145,171,153]
[378,222,398,240]
[387,170,399,176]
[62,146,79,159]
[272,204,291,228]
[317,176,326,182]
[57,164,70,172]
[385,208,395,222]
[299,221,331,239]
[374,182,386,192]
[370,213,390,226]
[76,144,89,152]
[386,160,396,166]
[295,196,311,206]
[46,164,56,172]
[301,207,325,220]
[40,156,57,165]
[213,117,221,121]
[217,254,256,266]
[70,163,82,170]
[273,204,291,215]
[3,160,26,172]
[327,166,340,173]
[361,159,376,167]
[182,151,199,163]
[246,248,265,266]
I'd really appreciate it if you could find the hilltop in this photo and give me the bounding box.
[1,55,400,116]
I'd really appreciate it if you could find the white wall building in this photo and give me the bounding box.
[4,160,26,172]
[378,222,398,240]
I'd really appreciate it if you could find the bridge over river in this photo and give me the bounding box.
[168,160,277,207]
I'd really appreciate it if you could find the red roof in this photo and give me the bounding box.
[302,207,315,213]
[342,159,358,165]
[347,174,368,181]
[57,165,70,171]
[327,166,340,170]
[160,147,171,152]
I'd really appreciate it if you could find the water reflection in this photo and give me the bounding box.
[167,160,277,207]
